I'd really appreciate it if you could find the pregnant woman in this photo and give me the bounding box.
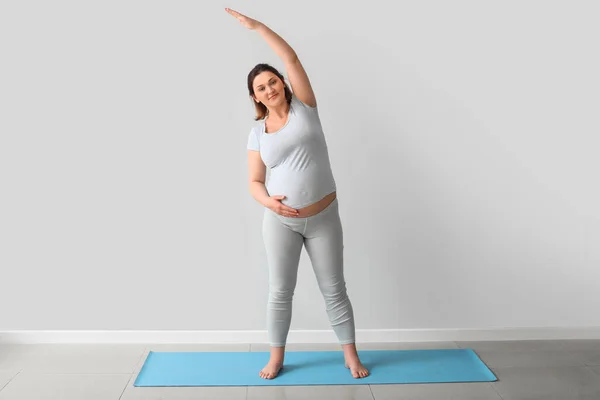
[226,7,370,380]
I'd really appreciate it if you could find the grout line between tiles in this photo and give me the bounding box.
[488,381,506,400]
[367,384,376,400]
[131,346,148,374]
[0,369,22,394]
[584,364,600,377]
[117,372,134,400]
[118,346,148,400]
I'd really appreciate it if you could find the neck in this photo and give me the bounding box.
[267,102,289,119]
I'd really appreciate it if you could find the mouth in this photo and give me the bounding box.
[269,93,279,99]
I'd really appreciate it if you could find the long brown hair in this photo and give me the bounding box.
[247,63,292,121]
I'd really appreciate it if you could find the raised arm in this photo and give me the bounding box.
[225,8,317,108]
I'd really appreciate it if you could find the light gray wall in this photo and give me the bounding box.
[1,1,599,333]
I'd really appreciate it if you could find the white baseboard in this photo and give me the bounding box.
[1,327,599,344]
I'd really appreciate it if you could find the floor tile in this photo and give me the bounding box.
[472,348,581,368]
[455,340,567,352]
[0,346,36,371]
[558,340,600,365]
[455,340,582,368]
[562,350,600,366]
[0,372,130,400]
[0,371,20,393]
[121,373,247,400]
[491,365,600,400]
[0,344,146,374]
[247,385,374,400]
[121,386,246,400]
[558,340,600,351]
[588,365,600,376]
[369,382,502,400]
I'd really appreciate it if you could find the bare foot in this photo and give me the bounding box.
[259,346,285,379]
[344,359,370,378]
[259,360,283,379]
[342,343,369,378]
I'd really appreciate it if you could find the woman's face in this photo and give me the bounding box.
[252,72,285,107]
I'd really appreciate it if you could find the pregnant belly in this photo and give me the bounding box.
[267,168,336,216]
[295,191,337,218]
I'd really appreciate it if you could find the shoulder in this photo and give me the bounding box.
[247,124,263,151]
[291,92,318,112]
[248,125,260,142]
[249,121,264,135]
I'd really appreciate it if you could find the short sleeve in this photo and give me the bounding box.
[291,92,318,112]
[247,127,260,151]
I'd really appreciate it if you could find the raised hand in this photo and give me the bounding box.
[225,8,262,30]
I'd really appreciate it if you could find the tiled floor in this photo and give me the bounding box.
[0,340,599,399]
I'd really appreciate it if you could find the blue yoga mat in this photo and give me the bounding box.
[134,348,496,386]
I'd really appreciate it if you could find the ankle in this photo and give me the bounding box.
[269,346,285,363]
[342,345,358,355]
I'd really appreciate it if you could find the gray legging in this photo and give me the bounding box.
[261,198,356,347]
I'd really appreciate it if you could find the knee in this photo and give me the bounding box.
[322,286,349,305]
[269,286,294,303]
